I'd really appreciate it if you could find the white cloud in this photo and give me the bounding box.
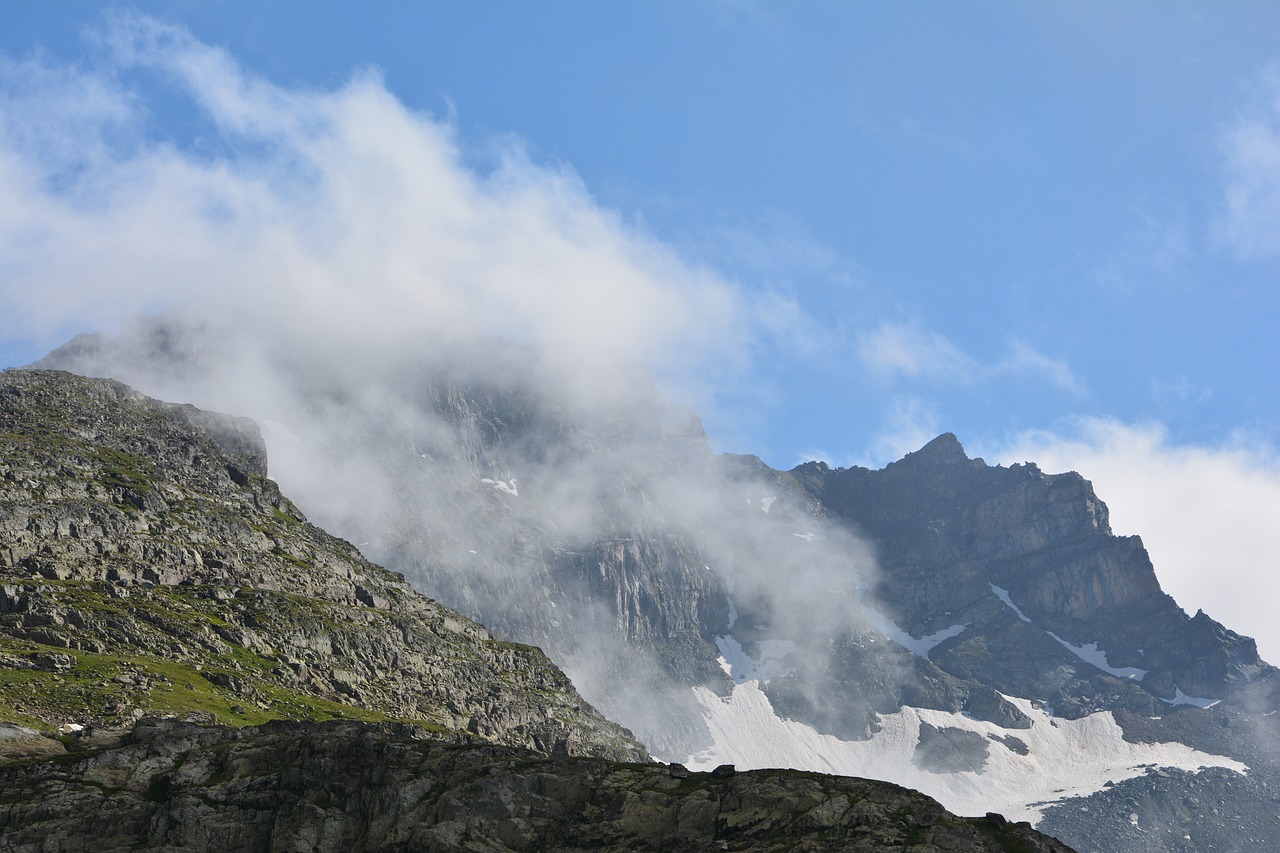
[857,322,976,382]
[990,419,1280,666]
[856,322,1082,394]
[997,341,1084,396]
[0,12,771,405]
[1217,64,1280,261]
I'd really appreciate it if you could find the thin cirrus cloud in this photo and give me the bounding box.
[0,11,775,406]
[1217,64,1280,261]
[856,321,1083,395]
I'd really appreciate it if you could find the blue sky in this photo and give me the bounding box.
[2,2,1280,659]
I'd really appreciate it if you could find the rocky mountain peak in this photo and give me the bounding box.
[898,432,973,467]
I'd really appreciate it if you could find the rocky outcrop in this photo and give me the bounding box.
[0,716,1075,853]
[791,433,1276,717]
[0,369,645,761]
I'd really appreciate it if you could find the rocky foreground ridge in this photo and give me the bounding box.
[0,717,1073,853]
[0,368,643,759]
[0,369,1074,852]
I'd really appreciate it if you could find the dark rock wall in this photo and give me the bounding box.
[0,717,1076,853]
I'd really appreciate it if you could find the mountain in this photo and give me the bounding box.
[31,317,1280,851]
[0,368,643,759]
[0,369,1080,852]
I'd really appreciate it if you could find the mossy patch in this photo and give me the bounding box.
[93,447,155,493]
[272,506,302,525]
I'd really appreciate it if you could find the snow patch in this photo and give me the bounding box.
[989,583,1032,622]
[861,606,966,660]
[687,682,1245,824]
[1161,688,1219,709]
[1047,632,1148,681]
[792,532,816,542]
[759,496,777,513]
[480,477,518,496]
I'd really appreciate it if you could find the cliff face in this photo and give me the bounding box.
[0,717,1074,853]
[0,369,645,761]
[792,433,1275,717]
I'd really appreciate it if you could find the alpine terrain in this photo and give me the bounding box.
[0,368,1079,852]
[24,313,1280,852]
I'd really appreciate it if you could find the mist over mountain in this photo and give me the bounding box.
[0,368,1082,853]
[34,313,1280,852]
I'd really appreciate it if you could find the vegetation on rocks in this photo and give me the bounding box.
[0,369,645,761]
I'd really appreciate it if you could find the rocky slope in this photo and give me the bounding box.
[0,368,644,761]
[0,717,1073,853]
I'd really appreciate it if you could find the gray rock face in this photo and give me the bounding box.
[790,433,1277,717]
[0,716,1075,853]
[0,369,646,762]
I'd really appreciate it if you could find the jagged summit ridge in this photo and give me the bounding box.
[796,432,1271,705]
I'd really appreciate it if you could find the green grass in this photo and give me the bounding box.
[272,505,302,524]
[0,637,429,730]
[93,447,155,493]
[0,576,466,737]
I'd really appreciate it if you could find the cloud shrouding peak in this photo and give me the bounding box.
[0,12,753,402]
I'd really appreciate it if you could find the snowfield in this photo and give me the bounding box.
[858,608,967,660]
[686,656,1246,823]
[1047,631,1149,681]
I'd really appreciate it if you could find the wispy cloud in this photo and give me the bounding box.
[856,322,976,383]
[1091,203,1194,293]
[0,11,801,408]
[1216,63,1280,261]
[856,321,1083,394]
[998,341,1085,395]
[866,396,944,466]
